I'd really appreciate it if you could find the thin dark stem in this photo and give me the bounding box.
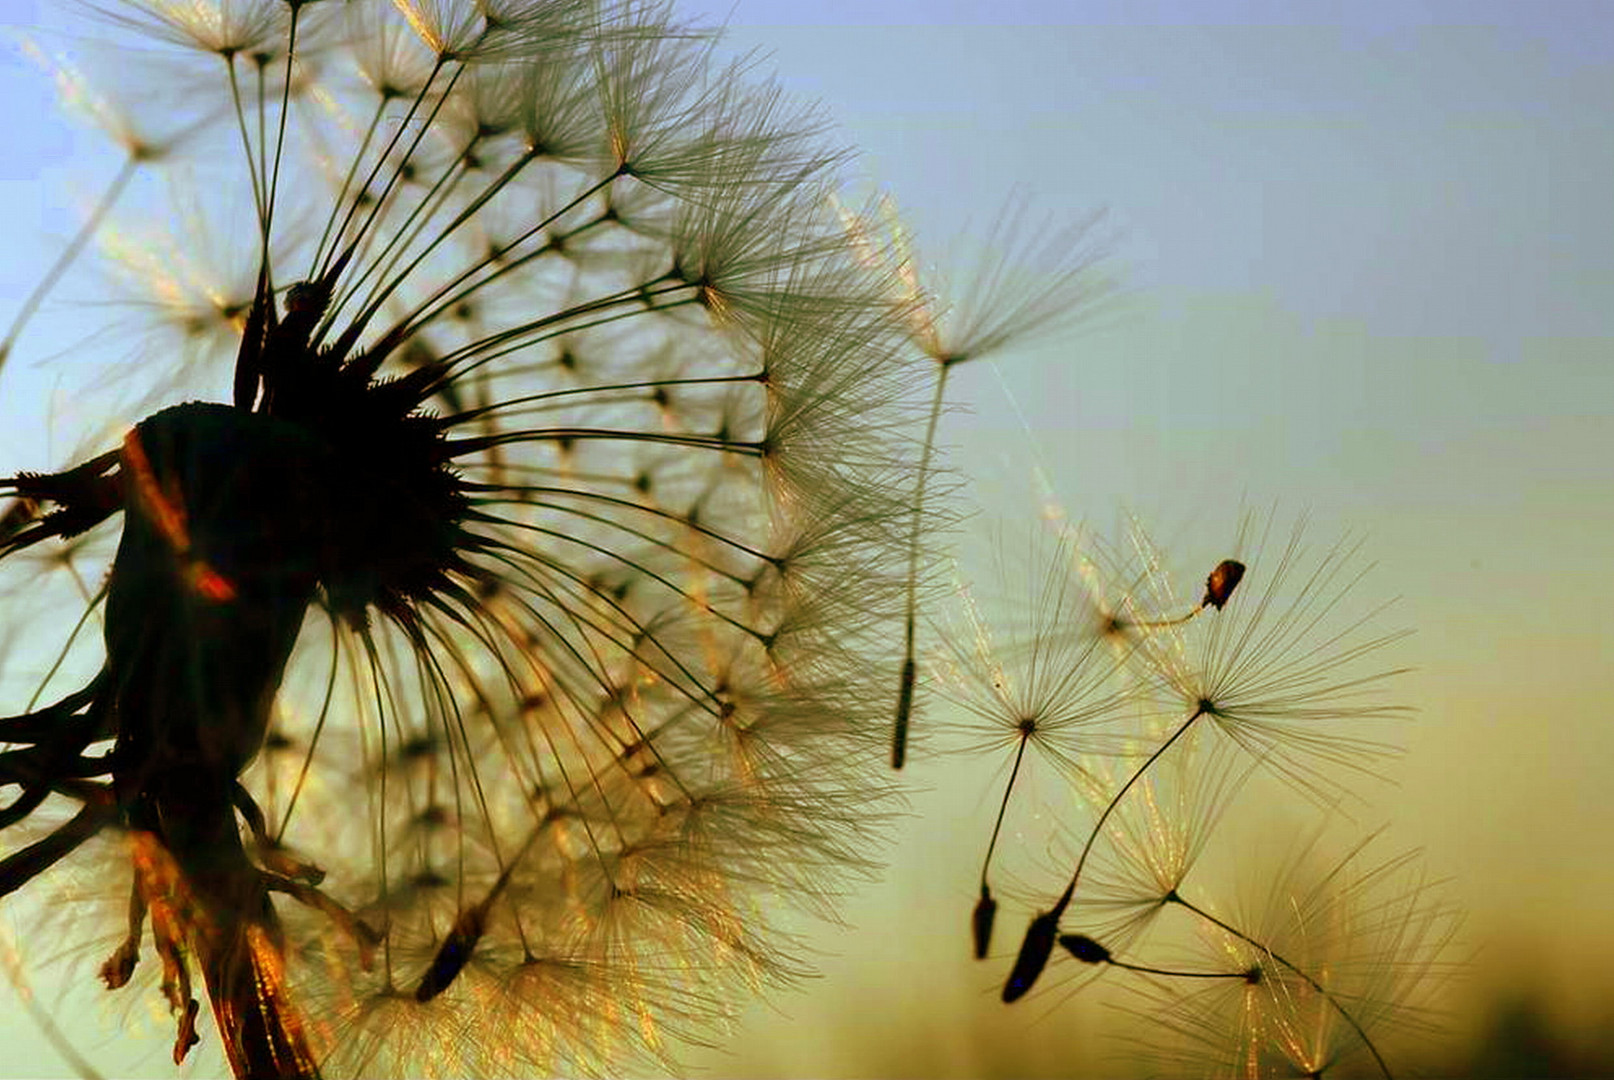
[443,371,764,425]
[339,142,482,322]
[1053,706,1206,915]
[462,480,779,568]
[323,62,466,301]
[434,279,693,374]
[979,733,1030,892]
[375,175,619,357]
[273,618,342,843]
[891,361,951,769]
[261,4,301,252]
[0,796,115,898]
[309,98,387,275]
[224,57,268,234]
[316,59,449,281]
[1109,956,1252,980]
[255,58,269,248]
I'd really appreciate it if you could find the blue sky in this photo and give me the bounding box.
[686,4,1614,1070]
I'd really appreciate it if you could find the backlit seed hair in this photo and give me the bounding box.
[0,2,923,1075]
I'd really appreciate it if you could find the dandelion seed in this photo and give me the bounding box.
[932,524,1136,960]
[0,39,198,373]
[1118,550,1245,633]
[1128,829,1461,1079]
[1002,909,1059,1004]
[1202,559,1245,611]
[971,885,998,962]
[1058,932,1263,983]
[1059,933,1111,965]
[1141,513,1412,803]
[1063,723,1252,953]
[836,195,1111,769]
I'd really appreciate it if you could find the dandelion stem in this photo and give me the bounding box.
[892,361,952,769]
[317,58,453,281]
[309,98,387,275]
[0,795,115,898]
[439,280,697,374]
[375,176,619,359]
[451,423,755,457]
[273,619,344,843]
[22,581,108,713]
[351,60,465,244]
[254,58,269,249]
[318,88,445,343]
[261,5,302,253]
[487,517,769,642]
[224,56,269,237]
[478,496,764,587]
[465,537,746,720]
[1054,705,1206,914]
[445,370,764,423]
[1112,959,1249,979]
[979,732,1029,893]
[340,146,484,326]
[463,480,780,567]
[349,142,545,327]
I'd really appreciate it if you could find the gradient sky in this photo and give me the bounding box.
[0,1,1610,1076]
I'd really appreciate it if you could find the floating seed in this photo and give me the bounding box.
[1002,909,1060,1003]
[1058,933,1111,965]
[1202,559,1246,610]
[972,886,998,960]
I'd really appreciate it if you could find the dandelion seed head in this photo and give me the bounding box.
[18,36,182,163]
[0,1,923,1073]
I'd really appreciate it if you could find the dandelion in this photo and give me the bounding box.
[0,2,924,1075]
[837,195,1111,769]
[1060,724,1252,956]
